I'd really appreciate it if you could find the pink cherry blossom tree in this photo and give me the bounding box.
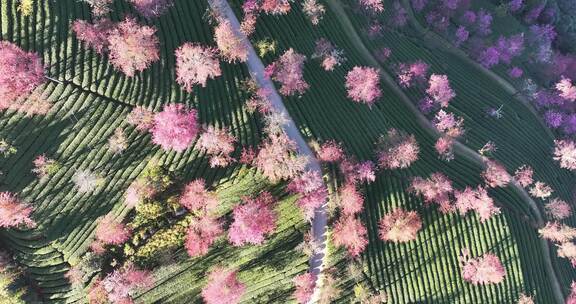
[107,18,160,76]
[410,172,454,213]
[376,128,420,170]
[338,183,364,215]
[359,0,384,12]
[454,186,501,223]
[0,192,36,228]
[293,272,316,304]
[288,171,328,220]
[482,161,511,188]
[435,136,455,161]
[175,43,222,91]
[345,66,382,106]
[99,264,153,303]
[240,0,259,36]
[555,77,576,102]
[553,139,576,170]
[317,140,344,162]
[128,0,174,19]
[0,42,45,106]
[260,0,292,15]
[529,181,554,199]
[426,74,456,107]
[201,267,246,304]
[557,242,576,267]
[459,248,506,285]
[32,155,61,181]
[151,104,199,152]
[514,165,534,188]
[538,222,576,243]
[179,179,219,214]
[544,198,572,220]
[185,215,223,257]
[332,216,368,257]
[214,20,249,63]
[396,61,429,88]
[71,19,114,54]
[302,0,326,25]
[127,106,155,131]
[266,48,309,96]
[91,214,131,253]
[228,192,277,246]
[378,208,422,243]
[197,126,236,168]
[434,110,465,138]
[312,39,345,71]
[254,132,308,182]
[80,0,113,16]
[568,282,576,304]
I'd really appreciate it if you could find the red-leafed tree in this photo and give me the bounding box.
[179,179,219,214]
[228,192,277,246]
[454,186,500,223]
[99,264,153,304]
[201,267,246,304]
[538,222,576,243]
[151,104,199,152]
[514,165,534,188]
[0,42,45,107]
[91,214,131,253]
[553,139,576,170]
[293,272,316,304]
[376,128,420,170]
[214,20,248,63]
[72,19,114,54]
[185,216,223,257]
[545,198,572,220]
[482,161,511,188]
[410,172,454,213]
[266,48,309,96]
[378,208,422,243]
[345,66,382,106]
[175,43,222,91]
[107,18,160,76]
[332,216,368,257]
[128,0,174,19]
[459,248,506,285]
[0,191,36,228]
[338,183,364,215]
[197,126,236,168]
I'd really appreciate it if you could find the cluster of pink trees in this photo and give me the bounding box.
[72,17,159,76]
[376,128,420,170]
[378,208,422,243]
[539,222,576,267]
[410,172,454,213]
[459,248,506,285]
[454,186,500,223]
[88,264,153,304]
[266,48,309,96]
[0,192,35,229]
[345,66,382,106]
[228,192,277,246]
[202,267,246,304]
[150,104,199,152]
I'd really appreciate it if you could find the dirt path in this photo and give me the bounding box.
[326,0,565,302]
[207,0,328,301]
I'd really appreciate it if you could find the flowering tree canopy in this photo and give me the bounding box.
[72,19,114,54]
[127,106,155,131]
[293,272,316,304]
[228,192,277,246]
[107,18,160,76]
[454,186,501,223]
[197,126,236,168]
[376,128,420,170]
[553,139,576,170]
[201,267,246,304]
[378,208,422,243]
[317,140,344,163]
[459,248,506,285]
[185,216,223,257]
[151,104,199,152]
[410,172,454,213]
[482,161,511,188]
[345,66,382,106]
[94,215,131,246]
[72,169,102,193]
[538,222,576,243]
[556,77,576,102]
[261,0,292,15]
[557,242,576,267]
[359,0,384,12]
[426,74,456,107]
[332,216,368,257]
[544,198,572,220]
[434,110,465,138]
[312,38,345,71]
[97,264,153,304]
[80,0,114,16]
[0,41,45,106]
[175,43,222,91]
[254,132,308,182]
[302,0,326,25]
[0,192,35,228]
[529,181,554,199]
[288,170,328,219]
[129,0,174,19]
[214,20,249,63]
[338,183,364,216]
[266,48,309,96]
[179,179,219,214]
[514,165,534,188]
